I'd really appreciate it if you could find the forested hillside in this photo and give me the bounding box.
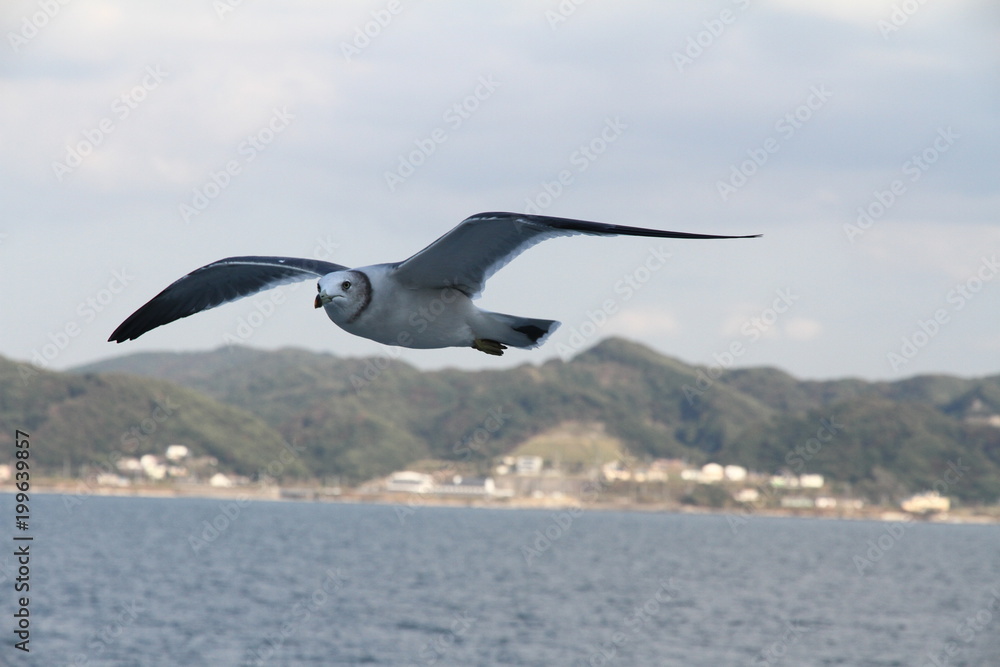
[2,338,997,502]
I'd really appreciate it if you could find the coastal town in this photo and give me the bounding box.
[5,444,989,523]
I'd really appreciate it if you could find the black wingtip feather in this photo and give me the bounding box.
[108,255,348,344]
[469,212,762,240]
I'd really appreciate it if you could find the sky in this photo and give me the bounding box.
[1,0,998,382]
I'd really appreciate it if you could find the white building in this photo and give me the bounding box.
[209,472,234,488]
[96,473,130,487]
[139,454,167,480]
[165,445,190,461]
[434,475,498,497]
[644,460,670,482]
[724,465,747,482]
[515,455,543,476]
[602,461,632,482]
[799,474,824,489]
[386,471,434,493]
[116,457,143,473]
[901,491,950,514]
[699,463,725,483]
[770,474,800,488]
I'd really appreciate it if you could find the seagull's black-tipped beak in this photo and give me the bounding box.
[314,294,323,309]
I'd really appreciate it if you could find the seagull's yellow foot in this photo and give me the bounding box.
[473,338,507,356]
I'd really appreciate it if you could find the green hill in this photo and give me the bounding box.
[4,337,998,503]
[0,356,305,479]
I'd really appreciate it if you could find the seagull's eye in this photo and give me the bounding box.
[316,284,320,292]
[341,281,351,290]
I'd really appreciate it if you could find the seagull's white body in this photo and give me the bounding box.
[315,264,559,353]
[318,264,483,349]
[110,212,760,355]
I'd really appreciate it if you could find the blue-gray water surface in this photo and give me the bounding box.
[2,494,999,666]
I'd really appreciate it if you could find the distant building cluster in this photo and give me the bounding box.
[1,433,969,519]
[377,455,957,516]
[384,471,513,498]
[80,444,247,488]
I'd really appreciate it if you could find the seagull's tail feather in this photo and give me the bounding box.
[476,311,561,350]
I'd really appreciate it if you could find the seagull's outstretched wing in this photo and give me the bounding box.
[391,212,761,298]
[109,256,347,342]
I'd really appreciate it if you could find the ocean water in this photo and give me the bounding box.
[2,494,999,666]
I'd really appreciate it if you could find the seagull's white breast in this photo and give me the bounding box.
[323,264,479,349]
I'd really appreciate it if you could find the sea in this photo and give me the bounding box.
[2,494,998,667]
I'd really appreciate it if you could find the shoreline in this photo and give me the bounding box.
[6,481,998,525]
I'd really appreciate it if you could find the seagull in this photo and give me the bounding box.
[109,212,760,355]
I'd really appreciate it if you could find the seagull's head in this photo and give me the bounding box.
[314,270,371,322]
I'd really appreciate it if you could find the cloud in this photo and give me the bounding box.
[783,317,823,342]
[608,308,680,337]
[854,221,1000,282]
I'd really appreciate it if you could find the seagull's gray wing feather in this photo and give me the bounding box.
[391,212,761,297]
[109,256,347,342]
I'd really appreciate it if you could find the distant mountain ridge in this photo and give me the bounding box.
[3,338,998,502]
[0,354,305,479]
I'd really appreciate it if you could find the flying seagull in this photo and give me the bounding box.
[109,212,760,355]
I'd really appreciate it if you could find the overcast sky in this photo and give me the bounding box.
[2,0,998,381]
